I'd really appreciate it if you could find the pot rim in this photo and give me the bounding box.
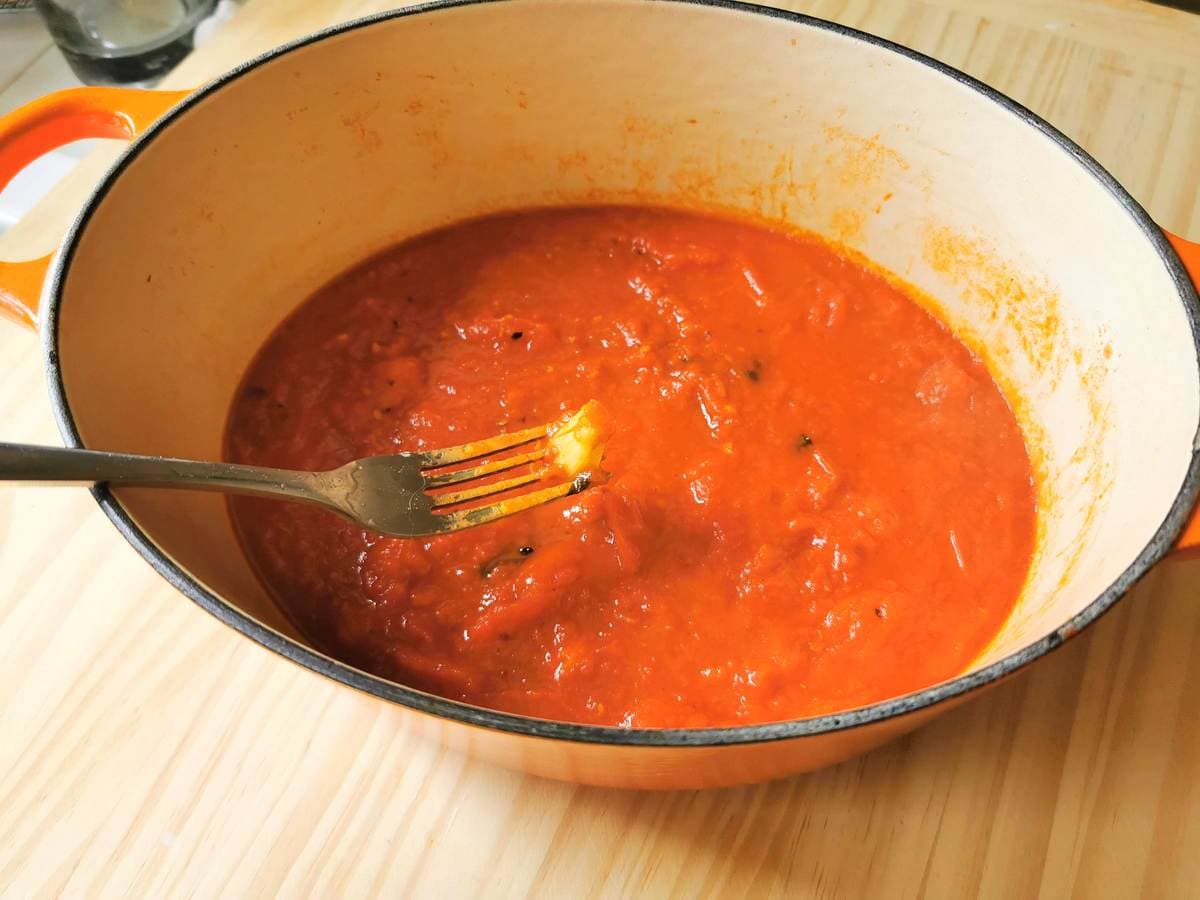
[40,0,1200,748]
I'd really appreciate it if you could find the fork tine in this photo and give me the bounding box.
[423,447,548,488]
[418,421,554,469]
[429,470,544,508]
[432,474,591,533]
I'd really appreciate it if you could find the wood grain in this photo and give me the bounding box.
[1,1,1198,896]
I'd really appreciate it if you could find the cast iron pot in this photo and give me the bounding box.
[1,0,1199,788]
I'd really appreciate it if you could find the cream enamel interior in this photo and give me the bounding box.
[55,3,1197,697]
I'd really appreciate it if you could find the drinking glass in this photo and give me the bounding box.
[35,0,216,86]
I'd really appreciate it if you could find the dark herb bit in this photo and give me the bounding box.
[745,359,763,382]
[634,245,646,255]
[391,318,400,331]
[795,433,814,451]
[511,331,524,340]
[874,605,888,619]
[481,547,534,577]
[569,472,592,494]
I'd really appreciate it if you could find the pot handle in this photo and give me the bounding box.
[0,86,190,331]
[1166,231,1200,556]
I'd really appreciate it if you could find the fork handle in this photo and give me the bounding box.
[0,442,323,504]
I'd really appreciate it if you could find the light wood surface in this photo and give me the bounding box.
[2,1,1199,896]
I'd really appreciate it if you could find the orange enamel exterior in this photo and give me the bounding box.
[0,255,51,330]
[1166,231,1200,557]
[0,87,188,328]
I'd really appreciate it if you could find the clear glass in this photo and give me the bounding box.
[34,0,216,86]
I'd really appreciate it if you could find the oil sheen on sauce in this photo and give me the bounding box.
[226,206,1036,728]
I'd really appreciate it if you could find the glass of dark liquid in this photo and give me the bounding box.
[35,0,216,86]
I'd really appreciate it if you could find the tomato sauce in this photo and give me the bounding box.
[226,206,1035,728]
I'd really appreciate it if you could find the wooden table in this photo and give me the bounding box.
[2,1,1199,896]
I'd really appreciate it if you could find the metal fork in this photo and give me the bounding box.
[0,420,592,537]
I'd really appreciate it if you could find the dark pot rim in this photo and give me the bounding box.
[40,0,1200,748]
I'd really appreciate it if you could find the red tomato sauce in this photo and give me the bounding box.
[226,206,1036,728]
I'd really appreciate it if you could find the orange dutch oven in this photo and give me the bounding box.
[1,0,1199,788]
